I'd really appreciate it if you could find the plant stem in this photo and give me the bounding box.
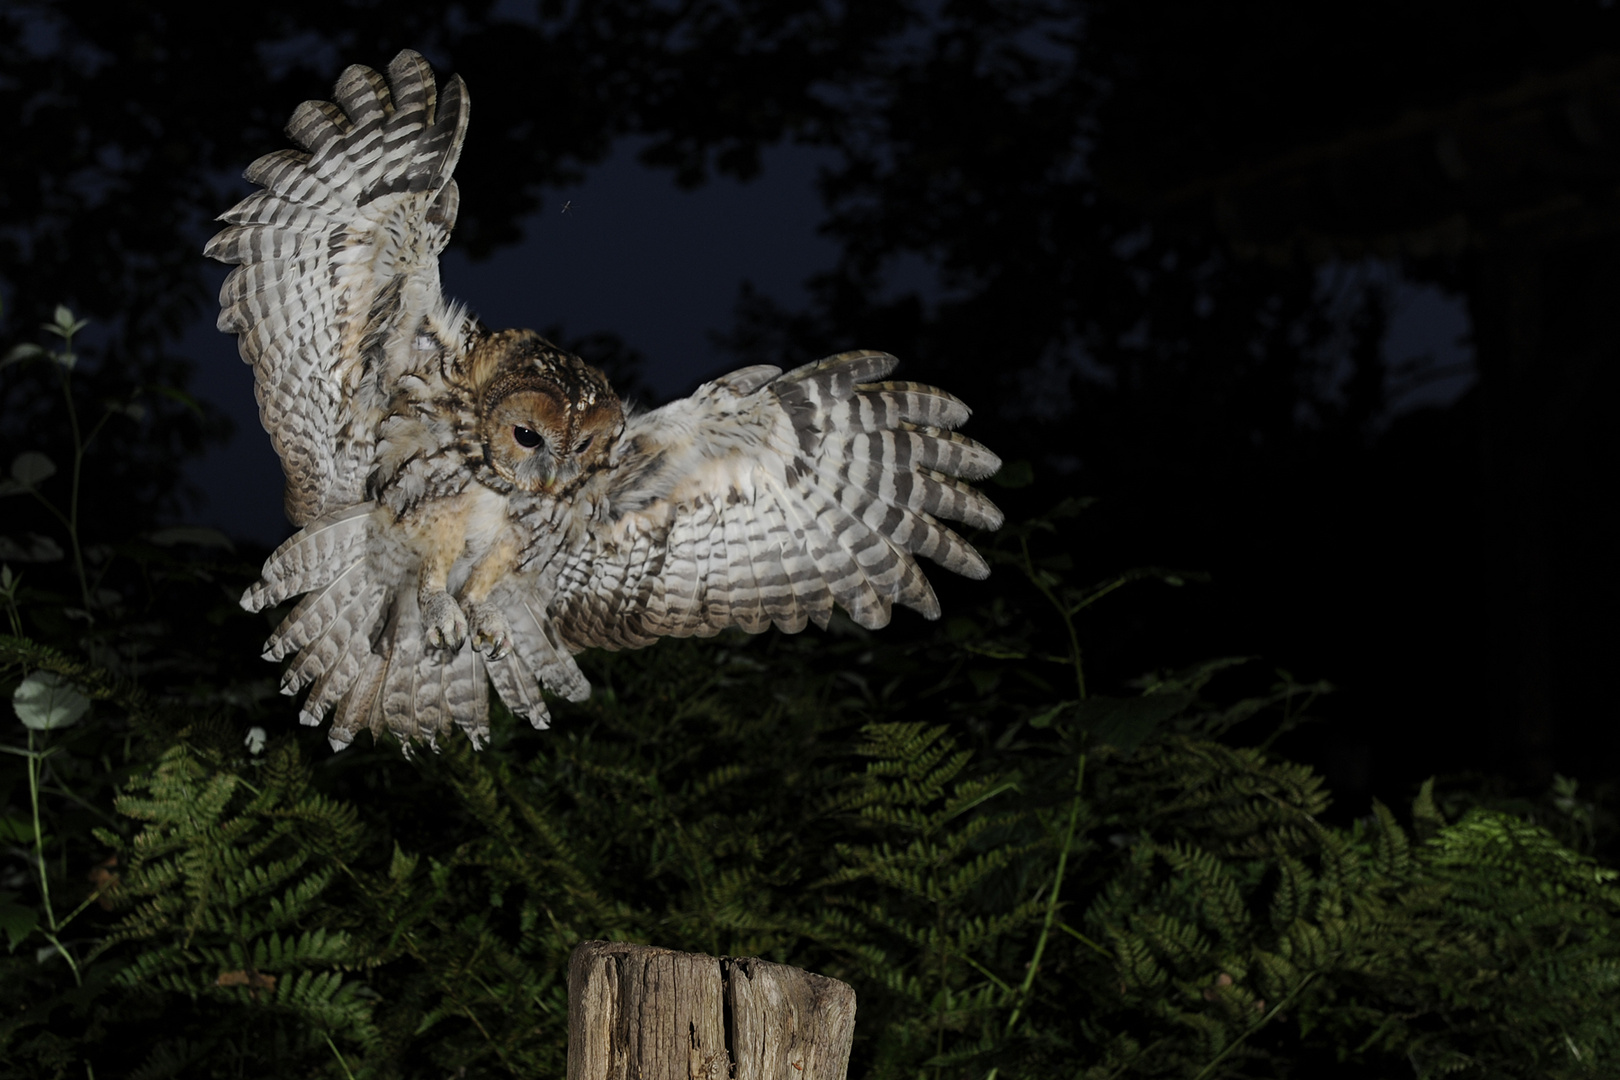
[1189,971,1317,1080]
[935,898,947,1080]
[55,878,114,934]
[1020,536,1086,700]
[43,778,123,830]
[56,369,90,609]
[1010,754,1085,1031]
[27,732,56,926]
[324,1033,358,1080]
[986,754,1087,1080]
[27,730,82,985]
[1056,919,1114,960]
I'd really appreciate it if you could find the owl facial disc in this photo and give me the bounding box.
[481,377,623,494]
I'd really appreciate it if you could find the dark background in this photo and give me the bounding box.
[2,0,1614,816]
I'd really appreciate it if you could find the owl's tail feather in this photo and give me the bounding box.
[248,506,396,730]
[325,587,490,753]
[247,502,493,752]
[299,584,491,754]
[483,586,593,731]
[242,504,378,613]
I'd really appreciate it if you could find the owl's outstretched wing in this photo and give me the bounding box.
[543,350,1004,652]
[205,50,471,525]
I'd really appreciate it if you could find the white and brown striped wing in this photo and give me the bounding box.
[206,50,470,525]
[547,350,1004,652]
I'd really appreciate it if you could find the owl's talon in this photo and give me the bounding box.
[421,591,467,651]
[465,601,511,661]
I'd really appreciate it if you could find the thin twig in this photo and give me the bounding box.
[1190,971,1319,1080]
[1007,754,1086,1031]
[1055,919,1113,960]
[56,367,91,609]
[27,730,83,985]
[1018,536,1086,700]
[324,1033,358,1080]
[986,754,1088,1080]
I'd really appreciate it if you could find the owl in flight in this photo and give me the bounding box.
[209,50,1002,752]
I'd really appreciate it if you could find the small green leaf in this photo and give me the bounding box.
[1028,701,1075,729]
[427,857,452,891]
[13,672,91,730]
[390,843,420,884]
[0,896,38,952]
[148,526,234,552]
[0,533,64,562]
[10,452,56,487]
[0,816,32,842]
[153,386,205,417]
[966,645,1030,664]
[967,668,1000,695]
[1413,777,1445,841]
[44,305,88,339]
[991,459,1034,488]
[1048,496,1095,519]
[1073,692,1194,753]
[0,343,46,369]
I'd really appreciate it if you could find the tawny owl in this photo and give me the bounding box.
[209,50,1002,752]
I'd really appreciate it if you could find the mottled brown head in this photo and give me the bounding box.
[472,330,624,494]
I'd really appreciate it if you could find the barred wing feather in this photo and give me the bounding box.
[205,50,470,525]
[547,351,1004,652]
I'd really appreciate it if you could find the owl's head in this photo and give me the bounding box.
[474,331,624,494]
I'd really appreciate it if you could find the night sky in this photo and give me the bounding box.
[179,129,1476,548]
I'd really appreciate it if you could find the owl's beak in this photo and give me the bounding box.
[539,453,581,493]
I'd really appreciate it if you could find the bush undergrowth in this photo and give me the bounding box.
[3,309,1618,1079]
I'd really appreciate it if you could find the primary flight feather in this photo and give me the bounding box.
[210,50,1003,752]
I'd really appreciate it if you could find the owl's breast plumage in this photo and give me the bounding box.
[440,483,525,591]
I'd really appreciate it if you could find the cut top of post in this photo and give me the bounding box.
[567,941,856,1080]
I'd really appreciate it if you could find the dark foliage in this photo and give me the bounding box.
[3,472,1618,1076]
[4,2,1619,1076]
[2,331,1618,1075]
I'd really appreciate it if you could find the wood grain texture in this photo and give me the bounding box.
[727,956,856,1080]
[567,942,855,1080]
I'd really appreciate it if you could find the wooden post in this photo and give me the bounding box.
[567,941,856,1080]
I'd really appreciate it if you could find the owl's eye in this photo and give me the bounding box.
[513,426,543,449]
[574,435,593,455]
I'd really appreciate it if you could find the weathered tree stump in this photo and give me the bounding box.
[567,941,856,1080]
